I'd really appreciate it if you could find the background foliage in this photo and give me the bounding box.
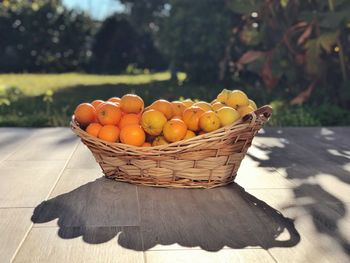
[0,0,349,126]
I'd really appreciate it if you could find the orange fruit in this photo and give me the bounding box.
[171,101,186,117]
[198,130,207,135]
[149,99,173,120]
[86,123,102,137]
[141,142,152,147]
[118,113,140,129]
[199,111,221,132]
[183,130,196,140]
[97,102,122,125]
[98,125,120,142]
[120,125,145,146]
[108,97,121,104]
[193,101,212,111]
[120,94,144,114]
[74,103,96,126]
[182,106,205,131]
[141,109,167,136]
[152,136,169,146]
[91,100,104,110]
[163,118,187,142]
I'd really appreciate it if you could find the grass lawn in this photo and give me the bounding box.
[0,72,186,96]
[0,72,222,127]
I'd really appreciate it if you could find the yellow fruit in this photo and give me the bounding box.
[163,118,187,142]
[216,89,231,104]
[249,99,257,110]
[141,109,167,136]
[226,90,249,109]
[216,106,240,126]
[238,105,255,117]
[211,99,218,104]
[152,136,169,146]
[211,102,225,111]
[182,99,194,108]
[199,111,221,132]
[193,101,212,111]
[183,130,196,140]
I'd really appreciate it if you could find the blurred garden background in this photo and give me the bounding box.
[0,0,349,127]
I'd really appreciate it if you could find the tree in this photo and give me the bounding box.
[0,0,95,72]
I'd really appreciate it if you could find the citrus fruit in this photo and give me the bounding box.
[171,101,186,117]
[248,99,257,110]
[182,99,194,108]
[199,111,221,132]
[226,90,249,109]
[120,124,146,146]
[141,109,167,136]
[193,101,212,111]
[74,103,96,126]
[163,118,187,142]
[149,99,173,120]
[108,97,121,104]
[182,106,205,131]
[216,89,231,104]
[152,136,169,146]
[183,130,196,140]
[91,100,104,110]
[120,94,144,114]
[237,105,255,117]
[86,123,102,137]
[97,102,122,125]
[141,142,152,147]
[118,113,140,130]
[216,106,240,126]
[211,102,225,111]
[98,125,120,142]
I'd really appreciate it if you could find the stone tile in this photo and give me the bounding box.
[0,208,33,263]
[13,227,144,263]
[66,142,100,169]
[0,161,66,207]
[145,249,275,263]
[0,128,34,161]
[32,169,139,227]
[8,128,78,161]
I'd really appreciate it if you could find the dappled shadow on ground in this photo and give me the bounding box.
[248,127,350,255]
[32,178,299,251]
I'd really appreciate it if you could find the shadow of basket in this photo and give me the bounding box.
[32,177,300,251]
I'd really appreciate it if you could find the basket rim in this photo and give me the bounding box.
[70,105,272,153]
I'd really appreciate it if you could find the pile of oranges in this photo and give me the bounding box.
[73,89,258,147]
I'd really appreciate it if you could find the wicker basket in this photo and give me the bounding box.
[70,105,272,189]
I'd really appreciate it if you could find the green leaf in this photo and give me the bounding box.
[319,11,350,28]
[318,31,339,52]
[305,39,322,75]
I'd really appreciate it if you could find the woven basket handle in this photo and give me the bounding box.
[254,105,273,119]
[242,105,272,124]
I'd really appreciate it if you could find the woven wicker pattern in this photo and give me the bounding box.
[71,105,272,188]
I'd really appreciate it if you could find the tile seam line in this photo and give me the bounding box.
[136,187,147,263]
[0,128,37,163]
[9,140,79,263]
